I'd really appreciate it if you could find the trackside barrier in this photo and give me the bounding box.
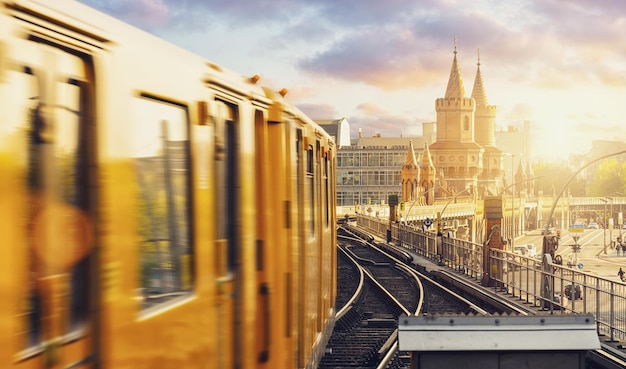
[356,214,626,343]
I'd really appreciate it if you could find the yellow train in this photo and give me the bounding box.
[0,0,337,368]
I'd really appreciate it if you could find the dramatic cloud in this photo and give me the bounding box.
[298,103,339,120]
[80,0,626,91]
[299,29,444,90]
[348,103,418,137]
[83,0,312,30]
[82,0,170,27]
[77,0,626,160]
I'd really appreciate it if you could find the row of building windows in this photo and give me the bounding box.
[337,191,401,207]
[337,169,403,187]
[337,151,408,167]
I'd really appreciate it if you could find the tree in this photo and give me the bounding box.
[532,161,586,197]
[587,159,626,196]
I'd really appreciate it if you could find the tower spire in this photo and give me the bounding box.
[454,35,457,55]
[444,36,465,99]
[471,48,488,106]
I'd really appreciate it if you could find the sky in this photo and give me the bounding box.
[78,0,626,162]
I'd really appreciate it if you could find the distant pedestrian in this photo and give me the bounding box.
[618,268,625,282]
[618,245,622,257]
[567,255,573,268]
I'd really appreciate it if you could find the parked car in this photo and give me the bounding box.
[564,284,583,300]
[513,245,528,256]
[587,222,600,229]
[520,244,537,257]
[543,294,567,310]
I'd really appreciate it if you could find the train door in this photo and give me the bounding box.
[295,127,306,368]
[253,109,270,366]
[212,100,239,368]
[5,37,97,368]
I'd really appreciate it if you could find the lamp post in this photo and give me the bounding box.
[616,192,623,242]
[608,196,614,250]
[601,197,608,254]
[504,153,520,249]
[403,186,437,227]
[438,186,475,226]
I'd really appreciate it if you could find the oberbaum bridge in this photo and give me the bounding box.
[346,149,626,365]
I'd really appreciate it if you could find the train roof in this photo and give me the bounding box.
[6,1,259,95]
[5,0,335,147]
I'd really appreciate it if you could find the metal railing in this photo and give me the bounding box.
[357,214,626,343]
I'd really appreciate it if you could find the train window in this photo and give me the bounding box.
[306,145,314,237]
[324,152,329,228]
[11,46,94,350]
[132,97,193,310]
[213,100,237,274]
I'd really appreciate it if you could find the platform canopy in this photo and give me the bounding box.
[398,315,600,351]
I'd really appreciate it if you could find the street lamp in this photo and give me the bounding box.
[403,186,437,226]
[438,186,475,227]
[600,197,608,254]
[504,153,521,249]
[616,192,623,242]
[607,196,615,250]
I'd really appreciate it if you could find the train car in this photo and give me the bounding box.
[0,0,337,368]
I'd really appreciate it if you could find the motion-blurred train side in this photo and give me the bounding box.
[0,1,337,368]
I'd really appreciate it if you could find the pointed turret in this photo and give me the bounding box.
[471,49,488,107]
[433,38,476,145]
[471,49,501,195]
[401,141,420,202]
[526,159,534,178]
[420,142,435,169]
[515,159,526,194]
[444,37,466,99]
[420,143,436,205]
[473,49,497,147]
[526,160,535,196]
[404,140,419,168]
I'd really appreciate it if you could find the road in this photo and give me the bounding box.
[515,228,626,282]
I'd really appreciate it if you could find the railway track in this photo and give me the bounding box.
[320,227,492,368]
[319,241,410,369]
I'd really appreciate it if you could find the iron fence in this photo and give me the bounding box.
[356,214,626,343]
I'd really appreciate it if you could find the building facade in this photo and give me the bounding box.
[335,140,413,207]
